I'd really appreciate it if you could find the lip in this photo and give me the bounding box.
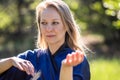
[46,35,55,37]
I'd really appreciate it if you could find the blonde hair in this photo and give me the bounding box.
[36,0,85,52]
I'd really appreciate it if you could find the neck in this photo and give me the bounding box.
[48,41,65,55]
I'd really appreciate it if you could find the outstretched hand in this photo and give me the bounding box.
[11,57,34,76]
[62,50,84,67]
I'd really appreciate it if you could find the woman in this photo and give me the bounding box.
[0,0,90,80]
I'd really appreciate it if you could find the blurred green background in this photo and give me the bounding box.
[0,0,120,80]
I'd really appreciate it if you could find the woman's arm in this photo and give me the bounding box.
[0,57,34,76]
[60,64,73,80]
[0,57,13,74]
[60,51,84,80]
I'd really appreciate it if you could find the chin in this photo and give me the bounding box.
[47,41,57,44]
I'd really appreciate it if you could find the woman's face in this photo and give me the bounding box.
[40,7,66,45]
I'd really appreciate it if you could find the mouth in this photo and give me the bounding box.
[46,35,55,38]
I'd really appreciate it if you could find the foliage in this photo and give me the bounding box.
[0,0,120,57]
[103,0,120,29]
[66,0,120,41]
[0,0,41,57]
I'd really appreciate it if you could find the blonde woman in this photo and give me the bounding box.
[0,0,90,80]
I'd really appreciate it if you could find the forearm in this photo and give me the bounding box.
[60,65,73,80]
[0,57,13,74]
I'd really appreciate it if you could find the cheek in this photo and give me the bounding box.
[39,28,45,38]
[40,27,45,33]
[61,27,66,34]
[57,27,66,36]
[57,24,66,32]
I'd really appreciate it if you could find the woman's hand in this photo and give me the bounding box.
[62,50,84,67]
[60,51,84,80]
[10,57,34,76]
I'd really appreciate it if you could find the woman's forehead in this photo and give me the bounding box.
[40,7,61,20]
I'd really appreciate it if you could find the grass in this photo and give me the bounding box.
[90,58,120,80]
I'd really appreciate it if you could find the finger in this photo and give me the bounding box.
[14,62,24,71]
[61,59,67,65]
[29,62,35,76]
[26,61,34,76]
[20,62,30,75]
[71,52,80,66]
[66,54,72,64]
[11,57,24,71]
[76,51,84,63]
[72,52,77,62]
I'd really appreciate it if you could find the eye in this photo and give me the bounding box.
[41,22,47,25]
[52,22,59,25]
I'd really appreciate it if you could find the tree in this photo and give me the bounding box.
[0,0,40,58]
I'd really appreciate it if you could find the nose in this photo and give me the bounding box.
[46,24,53,32]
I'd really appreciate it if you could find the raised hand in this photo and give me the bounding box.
[62,50,84,67]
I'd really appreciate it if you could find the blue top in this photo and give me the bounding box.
[0,43,90,80]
